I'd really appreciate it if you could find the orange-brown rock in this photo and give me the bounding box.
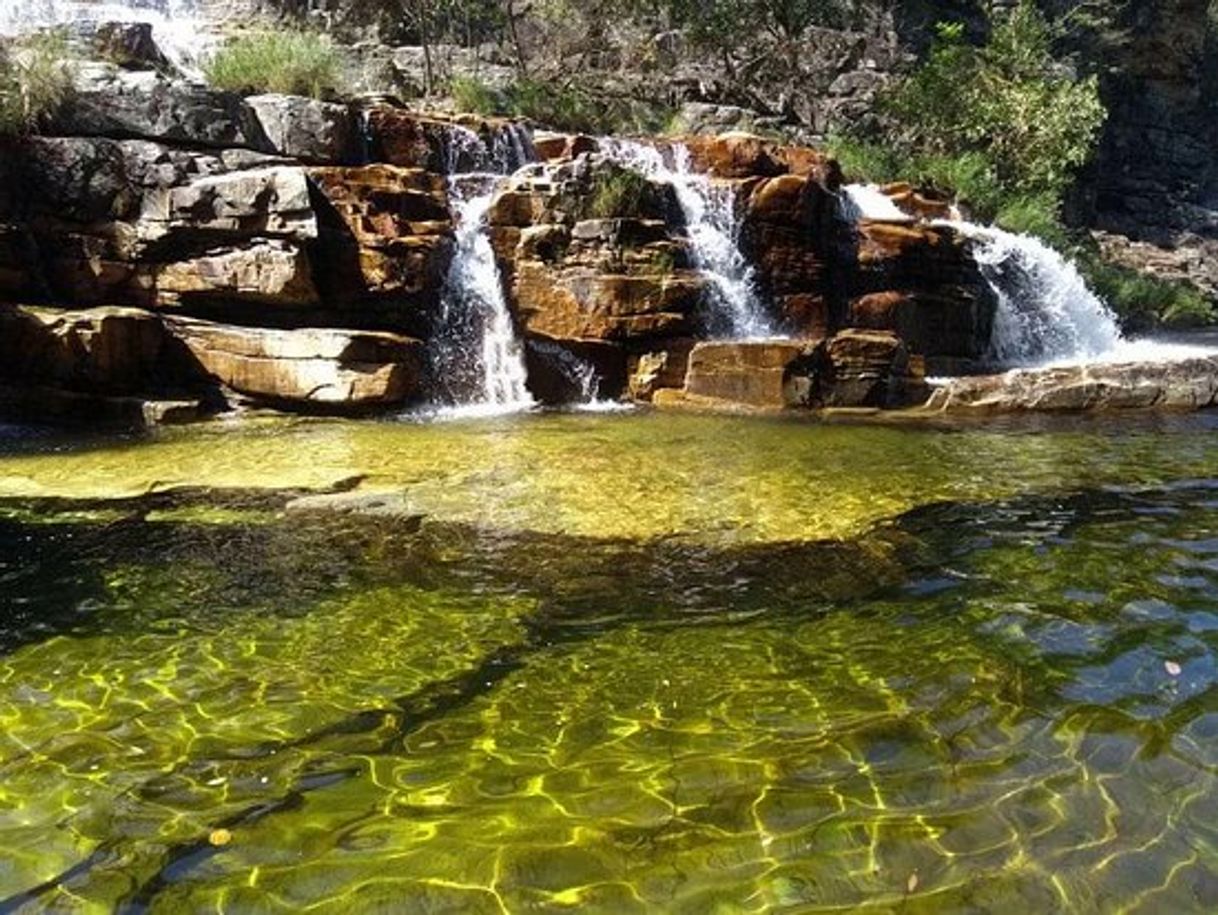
[683,340,819,409]
[532,133,598,162]
[512,262,702,341]
[0,304,178,394]
[739,173,844,336]
[310,165,454,302]
[167,316,423,408]
[848,289,993,363]
[815,329,929,408]
[680,133,786,178]
[880,183,955,221]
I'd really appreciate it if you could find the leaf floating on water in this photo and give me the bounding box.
[208,828,232,847]
[1165,660,1183,677]
[907,872,919,893]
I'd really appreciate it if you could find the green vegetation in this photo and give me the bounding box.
[0,32,75,136]
[204,29,342,99]
[588,166,655,218]
[831,3,1104,230]
[449,74,673,134]
[1085,259,1215,331]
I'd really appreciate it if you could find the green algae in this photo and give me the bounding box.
[4,413,1218,910]
[5,412,1218,544]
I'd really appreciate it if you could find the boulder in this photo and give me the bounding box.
[847,289,993,366]
[167,317,423,408]
[55,65,272,151]
[247,94,355,164]
[925,357,1218,414]
[683,340,818,409]
[0,304,176,394]
[309,164,454,304]
[522,336,628,404]
[814,329,929,408]
[91,22,173,71]
[154,239,319,307]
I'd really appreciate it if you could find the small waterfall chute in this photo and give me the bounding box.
[600,139,777,340]
[429,175,535,417]
[840,183,911,222]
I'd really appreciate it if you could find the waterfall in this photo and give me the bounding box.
[0,0,215,78]
[429,175,534,416]
[840,183,1214,368]
[601,139,777,340]
[947,222,1124,366]
[841,183,911,222]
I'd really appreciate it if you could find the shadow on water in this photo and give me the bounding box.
[4,472,1218,909]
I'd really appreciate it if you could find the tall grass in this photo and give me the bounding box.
[204,29,342,99]
[0,32,75,136]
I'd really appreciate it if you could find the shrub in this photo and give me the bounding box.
[446,74,674,135]
[588,167,654,218]
[204,29,342,99]
[1085,260,1215,332]
[449,74,503,116]
[882,5,1105,203]
[0,32,75,136]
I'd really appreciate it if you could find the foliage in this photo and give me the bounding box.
[0,32,75,136]
[1084,259,1215,331]
[447,74,674,134]
[204,29,342,99]
[881,3,1105,203]
[588,167,655,218]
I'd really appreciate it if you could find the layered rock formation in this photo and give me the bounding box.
[926,357,1218,413]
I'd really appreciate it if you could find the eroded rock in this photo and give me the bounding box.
[167,316,423,408]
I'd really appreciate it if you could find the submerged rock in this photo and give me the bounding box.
[925,357,1218,413]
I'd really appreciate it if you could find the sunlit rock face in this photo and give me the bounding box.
[926,356,1218,414]
[166,317,424,409]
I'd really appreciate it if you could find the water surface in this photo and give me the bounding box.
[2,411,1218,912]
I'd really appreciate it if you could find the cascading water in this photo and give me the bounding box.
[430,176,535,416]
[950,222,1123,365]
[601,139,777,340]
[0,0,215,78]
[842,183,1214,368]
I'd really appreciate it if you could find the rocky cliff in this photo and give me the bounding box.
[0,20,1009,423]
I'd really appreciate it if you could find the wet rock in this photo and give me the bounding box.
[925,357,1218,414]
[247,94,356,164]
[847,289,993,367]
[167,316,423,408]
[740,173,844,336]
[0,385,205,429]
[815,329,929,409]
[523,336,628,404]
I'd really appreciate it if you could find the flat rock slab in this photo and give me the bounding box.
[166,317,423,409]
[926,357,1218,413]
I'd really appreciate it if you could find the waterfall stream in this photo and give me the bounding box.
[602,140,777,340]
[430,175,535,417]
[0,0,216,78]
[843,183,1214,369]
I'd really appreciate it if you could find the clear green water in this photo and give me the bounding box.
[2,411,1218,912]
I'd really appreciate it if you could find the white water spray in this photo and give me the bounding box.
[841,183,911,222]
[842,183,1215,368]
[601,139,776,340]
[0,0,216,78]
[431,177,534,416]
